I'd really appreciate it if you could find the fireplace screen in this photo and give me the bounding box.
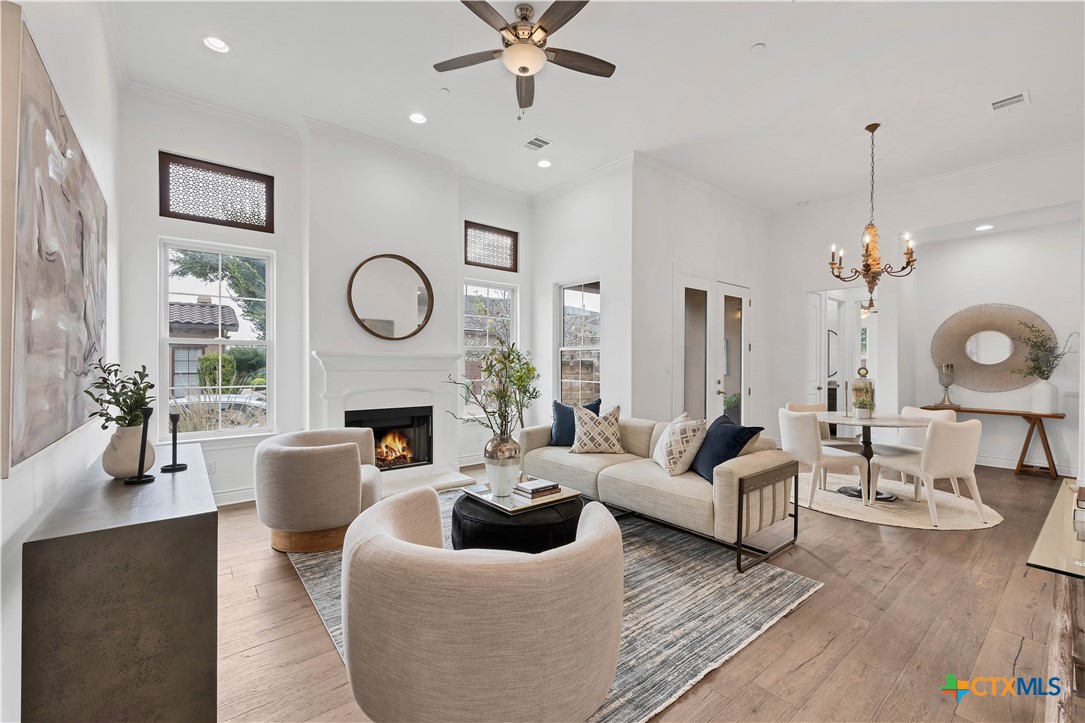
[345,406,432,471]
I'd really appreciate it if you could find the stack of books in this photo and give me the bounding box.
[513,477,561,502]
[1073,487,1085,540]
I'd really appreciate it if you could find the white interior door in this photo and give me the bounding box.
[805,291,826,404]
[712,282,750,423]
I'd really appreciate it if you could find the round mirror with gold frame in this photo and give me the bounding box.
[347,254,434,341]
[930,303,1053,392]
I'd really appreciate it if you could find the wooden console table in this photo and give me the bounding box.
[923,405,1066,480]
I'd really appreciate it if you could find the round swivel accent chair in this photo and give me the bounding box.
[255,428,382,552]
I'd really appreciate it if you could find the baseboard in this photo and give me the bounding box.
[976,454,1078,479]
[214,486,256,507]
[458,453,484,467]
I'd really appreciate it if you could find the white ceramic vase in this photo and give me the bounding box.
[1031,379,1059,415]
[484,434,520,497]
[102,425,155,479]
[855,408,872,420]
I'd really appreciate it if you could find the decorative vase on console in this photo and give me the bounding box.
[448,339,540,498]
[85,359,157,479]
[1012,322,1077,416]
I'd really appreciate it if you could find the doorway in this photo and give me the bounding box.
[674,275,749,423]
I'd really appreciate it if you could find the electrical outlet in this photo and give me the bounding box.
[206,460,217,474]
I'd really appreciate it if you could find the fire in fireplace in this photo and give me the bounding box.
[345,406,432,472]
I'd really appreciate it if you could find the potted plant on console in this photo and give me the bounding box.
[450,340,540,497]
[85,359,157,479]
[1013,321,1077,414]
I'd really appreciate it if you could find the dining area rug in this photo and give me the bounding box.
[288,489,822,723]
[797,472,1003,530]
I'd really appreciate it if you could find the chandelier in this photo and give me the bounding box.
[829,123,916,310]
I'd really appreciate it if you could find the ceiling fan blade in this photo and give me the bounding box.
[516,75,535,109]
[462,1,512,33]
[433,50,501,72]
[546,48,615,77]
[532,1,589,38]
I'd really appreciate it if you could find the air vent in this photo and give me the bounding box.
[990,91,1031,113]
[522,135,551,151]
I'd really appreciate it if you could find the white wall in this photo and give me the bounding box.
[901,219,1082,474]
[766,145,1085,444]
[118,89,305,505]
[631,156,773,424]
[304,122,461,425]
[530,159,633,424]
[457,180,532,463]
[2,4,122,718]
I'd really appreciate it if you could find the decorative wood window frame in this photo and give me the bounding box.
[464,221,518,273]
[159,151,275,233]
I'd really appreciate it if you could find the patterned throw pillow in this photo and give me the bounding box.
[571,405,626,454]
[652,413,709,476]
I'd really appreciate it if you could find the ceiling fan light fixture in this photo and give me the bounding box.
[502,42,547,76]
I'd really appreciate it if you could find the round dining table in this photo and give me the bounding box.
[815,412,932,502]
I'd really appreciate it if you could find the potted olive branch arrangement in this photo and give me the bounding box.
[85,359,157,479]
[1012,321,1077,414]
[448,339,540,496]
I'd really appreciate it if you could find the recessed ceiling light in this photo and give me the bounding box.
[409,112,427,124]
[750,42,766,52]
[202,36,230,53]
[537,159,551,168]
[975,224,994,231]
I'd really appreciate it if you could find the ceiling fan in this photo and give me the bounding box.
[433,1,616,111]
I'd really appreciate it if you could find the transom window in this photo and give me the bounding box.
[162,240,272,438]
[559,281,601,406]
[159,151,274,233]
[463,282,516,395]
[465,221,518,272]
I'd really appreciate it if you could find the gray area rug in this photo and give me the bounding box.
[289,491,821,723]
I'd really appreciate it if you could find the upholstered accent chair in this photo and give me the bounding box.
[342,486,624,723]
[871,419,986,527]
[254,428,381,552]
[778,409,870,507]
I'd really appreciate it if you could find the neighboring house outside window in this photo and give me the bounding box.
[163,240,272,438]
[463,282,516,398]
[559,281,601,406]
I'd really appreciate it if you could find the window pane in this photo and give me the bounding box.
[222,298,266,341]
[464,316,488,347]
[168,249,220,298]
[220,387,267,431]
[487,318,510,346]
[221,254,267,300]
[170,388,219,434]
[225,345,267,387]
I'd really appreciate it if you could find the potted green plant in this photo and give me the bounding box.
[1013,322,1077,414]
[85,359,157,479]
[853,396,874,420]
[449,339,540,496]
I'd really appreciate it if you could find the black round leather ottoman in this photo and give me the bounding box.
[451,494,585,554]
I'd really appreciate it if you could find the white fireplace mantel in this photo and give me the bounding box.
[311,350,470,494]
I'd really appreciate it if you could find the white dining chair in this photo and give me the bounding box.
[785,402,855,447]
[870,419,985,527]
[877,406,958,492]
[779,409,870,507]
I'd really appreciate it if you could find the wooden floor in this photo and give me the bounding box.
[217,465,1067,722]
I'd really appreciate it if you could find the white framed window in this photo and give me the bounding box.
[558,281,601,406]
[161,238,273,440]
[463,281,517,397]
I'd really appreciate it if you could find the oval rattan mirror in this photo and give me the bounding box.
[930,304,1053,392]
[347,254,434,341]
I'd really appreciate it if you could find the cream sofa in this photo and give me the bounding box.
[520,417,798,554]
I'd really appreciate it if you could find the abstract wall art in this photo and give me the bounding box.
[1,14,108,476]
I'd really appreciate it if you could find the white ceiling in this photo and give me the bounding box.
[108,1,1084,211]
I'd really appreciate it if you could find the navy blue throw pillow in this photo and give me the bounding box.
[690,415,764,482]
[551,399,601,446]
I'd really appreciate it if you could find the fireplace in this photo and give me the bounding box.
[346,406,433,471]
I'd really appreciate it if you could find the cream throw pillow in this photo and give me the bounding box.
[571,405,626,454]
[652,412,709,476]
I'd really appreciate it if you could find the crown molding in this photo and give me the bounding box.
[632,152,771,219]
[532,152,635,202]
[458,175,531,202]
[124,80,299,139]
[798,140,1085,214]
[302,117,464,172]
